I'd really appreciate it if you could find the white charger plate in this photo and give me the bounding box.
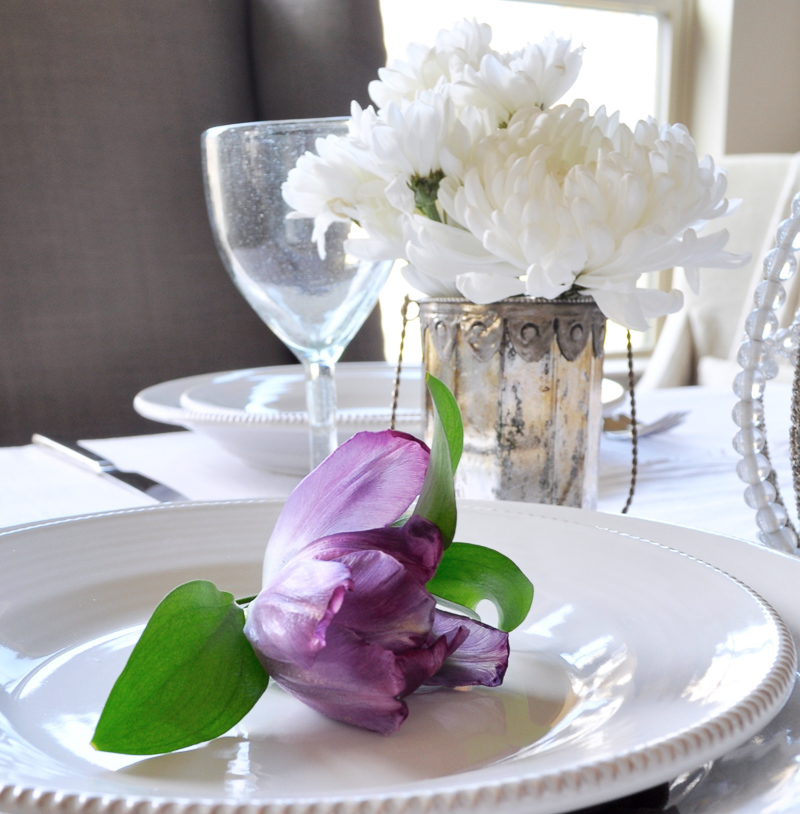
[134,363,422,475]
[180,365,422,420]
[133,363,625,475]
[0,501,793,814]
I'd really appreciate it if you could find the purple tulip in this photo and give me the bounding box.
[244,430,509,734]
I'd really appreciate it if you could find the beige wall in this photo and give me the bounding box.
[690,0,800,156]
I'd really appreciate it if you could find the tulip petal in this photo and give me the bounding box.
[300,515,444,584]
[244,559,353,670]
[395,632,451,696]
[265,431,430,578]
[425,610,510,688]
[260,625,411,734]
[333,549,436,651]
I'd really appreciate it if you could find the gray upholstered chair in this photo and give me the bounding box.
[0,0,387,445]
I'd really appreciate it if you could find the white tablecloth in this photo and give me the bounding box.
[0,385,791,542]
[2,383,799,814]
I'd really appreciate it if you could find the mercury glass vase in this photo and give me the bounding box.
[420,297,606,507]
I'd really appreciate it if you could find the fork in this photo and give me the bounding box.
[603,411,689,440]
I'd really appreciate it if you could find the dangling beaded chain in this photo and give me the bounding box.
[390,295,413,431]
[621,329,638,514]
[733,190,800,553]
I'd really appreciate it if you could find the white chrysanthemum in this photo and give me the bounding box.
[505,35,584,108]
[369,19,495,109]
[405,101,745,329]
[369,91,495,213]
[452,35,583,122]
[437,102,497,183]
[283,20,745,328]
[283,89,493,263]
[433,17,496,82]
[371,93,454,183]
[368,42,441,110]
[344,202,410,262]
[281,130,403,260]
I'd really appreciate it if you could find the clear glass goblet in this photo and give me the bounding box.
[202,118,393,470]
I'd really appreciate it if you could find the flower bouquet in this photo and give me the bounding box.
[282,20,746,506]
[282,18,743,330]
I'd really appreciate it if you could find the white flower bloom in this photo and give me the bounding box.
[506,35,584,108]
[282,20,745,328]
[369,19,495,109]
[453,35,583,121]
[371,93,454,180]
[368,42,441,110]
[433,18,496,81]
[438,104,496,181]
[402,263,461,298]
[281,135,364,252]
[405,212,520,291]
[345,100,382,150]
[281,130,403,260]
[592,285,684,332]
[345,203,408,262]
[404,101,745,328]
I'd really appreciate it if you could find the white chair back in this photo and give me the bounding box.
[642,153,800,389]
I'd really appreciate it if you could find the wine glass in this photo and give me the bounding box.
[202,118,393,470]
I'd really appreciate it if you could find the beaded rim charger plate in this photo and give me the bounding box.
[0,500,793,814]
[133,363,625,474]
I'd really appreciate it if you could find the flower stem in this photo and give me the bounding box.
[410,170,444,222]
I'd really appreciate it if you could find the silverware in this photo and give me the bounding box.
[603,411,689,440]
[31,434,188,502]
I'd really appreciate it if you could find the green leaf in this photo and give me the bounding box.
[427,372,463,472]
[92,580,268,755]
[427,542,534,632]
[413,373,463,547]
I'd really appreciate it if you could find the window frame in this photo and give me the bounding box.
[518,0,693,124]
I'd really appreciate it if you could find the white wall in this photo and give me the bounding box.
[727,0,800,153]
[690,0,800,156]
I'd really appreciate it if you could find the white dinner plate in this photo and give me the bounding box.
[133,363,626,475]
[179,364,422,420]
[134,363,421,475]
[0,501,793,814]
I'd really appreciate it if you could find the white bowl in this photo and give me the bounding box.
[134,362,423,475]
[134,363,625,476]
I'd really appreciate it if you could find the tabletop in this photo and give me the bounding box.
[1,382,798,814]
[0,384,788,540]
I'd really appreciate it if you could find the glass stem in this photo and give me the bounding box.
[305,359,338,469]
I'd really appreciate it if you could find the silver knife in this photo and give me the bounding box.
[32,434,188,503]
